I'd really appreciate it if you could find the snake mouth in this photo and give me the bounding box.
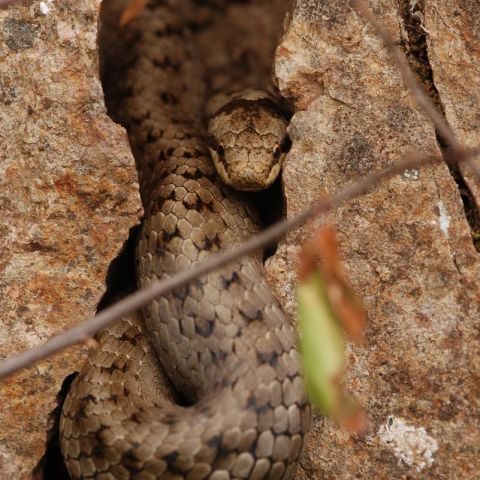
[220,163,269,192]
[209,147,285,192]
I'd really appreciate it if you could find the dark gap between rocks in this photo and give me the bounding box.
[41,224,141,479]
[400,0,480,251]
[252,161,288,262]
[34,374,75,480]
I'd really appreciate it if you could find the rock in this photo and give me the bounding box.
[269,1,480,478]
[0,1,141,478]
[426,2,480,223]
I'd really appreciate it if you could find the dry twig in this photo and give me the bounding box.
[0,0,22,7]
[1,148,479,378]
[351,0,480,181]
[0,0,479,381]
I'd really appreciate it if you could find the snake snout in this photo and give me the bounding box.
[211,146,277,192]
[229,164,269,192]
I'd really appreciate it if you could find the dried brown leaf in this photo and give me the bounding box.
[302,225,367,344]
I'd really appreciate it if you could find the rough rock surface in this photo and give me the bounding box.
[0,1,141,479]
[426,1,480,203]
[267,0,480,478]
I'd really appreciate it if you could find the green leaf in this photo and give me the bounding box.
[297,271,345,414]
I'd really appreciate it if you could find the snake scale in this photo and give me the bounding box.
[60,1,310,478]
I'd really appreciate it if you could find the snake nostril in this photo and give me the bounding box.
[217,144,225,156]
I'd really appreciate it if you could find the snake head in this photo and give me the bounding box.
[207,90,290,192]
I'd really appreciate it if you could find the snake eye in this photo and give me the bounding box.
[217,144,225,156]
[273,143,282,160]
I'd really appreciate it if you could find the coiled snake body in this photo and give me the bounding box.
[60,1,310,478]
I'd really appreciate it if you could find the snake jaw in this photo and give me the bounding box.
[209,146,286,192]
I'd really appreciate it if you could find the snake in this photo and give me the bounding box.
[59,1,310,478]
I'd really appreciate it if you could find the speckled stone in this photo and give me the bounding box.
[425,2,480,202]
[0,1,141,478]
[267,1,480,478]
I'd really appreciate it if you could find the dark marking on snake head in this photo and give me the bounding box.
[76,404,89,419]
[131,412,143,424]
[208,435,222,449]
[207,435,230,458]
[92,425,110,450]
[201,233,222,251]
[222,271,239,289]
[182,168,203,180]
[111,357,129,373]
[195,319,214,337]
[92,444,106,460]
[202,200,215,213]
[247,394,257,410]
[257,404,270,414]
[212,350,227,365]
[211,97,286,121]
[122,450,143,474]
[161,225,180,242]
[119,325,142,343]
[163,451,178,466]
[173,285,188,300]
[257,351,279,367]
[182,194,202,210]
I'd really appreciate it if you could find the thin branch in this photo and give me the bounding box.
[0,0,23,7]
[351,0,480,181]
[1,147,478,378]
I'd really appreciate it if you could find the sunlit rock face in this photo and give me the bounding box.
[0,1,141,478]
[267,1,480,478]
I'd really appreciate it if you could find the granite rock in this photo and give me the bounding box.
[426,1,480,228]
[0,1,141,478]
[268,1,480,478]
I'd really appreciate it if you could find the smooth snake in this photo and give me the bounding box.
[60,1,311,478]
